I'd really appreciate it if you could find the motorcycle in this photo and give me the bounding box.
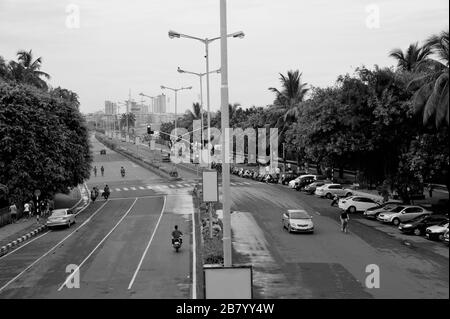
[172,238,182,252]
[121,170,125,178]
[103,190,110,200]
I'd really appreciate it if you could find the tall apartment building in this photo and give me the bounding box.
[153,94,166,114]
[104,101,117,115]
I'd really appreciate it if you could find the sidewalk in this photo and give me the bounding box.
[0,185,87,252]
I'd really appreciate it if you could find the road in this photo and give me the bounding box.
[227,181,449,299]
[0,136,197,299]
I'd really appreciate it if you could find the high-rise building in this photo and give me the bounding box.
[104,101,117,115]
[153,94,166,114]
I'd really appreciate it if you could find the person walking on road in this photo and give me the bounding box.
[93,166,97,177]
[9,202,17,223]
[24,202,31,219]
[101,166,105,177]
[428,184,434,198]
[340,210,350,233]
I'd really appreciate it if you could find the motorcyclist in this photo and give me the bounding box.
[120,166,125,177]
[171,225,183,245]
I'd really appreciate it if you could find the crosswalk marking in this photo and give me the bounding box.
[139,186,145,190]
[169,185,176,188]
[130,187,137,190]
[146,186,152,189]
[115,188,121,192]
[123,188,129,191]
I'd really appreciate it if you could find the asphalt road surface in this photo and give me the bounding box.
[0,136,197,299]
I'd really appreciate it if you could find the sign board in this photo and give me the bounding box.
[202,171,218,203]
[204,265,253,299]
[34,189,41,197]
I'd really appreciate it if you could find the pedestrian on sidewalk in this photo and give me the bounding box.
[93,166,97,177]
[101,166,105,177]
[23,202,31,219]
[340,210,350,233]
[9,202,17,223]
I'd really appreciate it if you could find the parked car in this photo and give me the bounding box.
[425,221,449,240]
[280,173,298,185]
[295,177,316,191]
[282,209,314,234]
[443,229,449,245]
[47,209,76,229]
[288,175,318,189]
[264,174,278,183]
[304,181,330,195]
[338,196,380,213]
[315,184,348,199]
[398,215,448,236]
[161,153,171,162]
[252,171,260,179]
[363,202,404,219]
[377,206,431,226]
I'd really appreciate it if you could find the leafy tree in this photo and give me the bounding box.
[389,42,432,72]
[408,30,449,128]
[120,113,136,133]
[0,81,92,205]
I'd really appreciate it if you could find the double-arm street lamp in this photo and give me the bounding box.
[177,66,221,145]
[139,93,157,114]
[160,85,192,134]
[168,30,245,167]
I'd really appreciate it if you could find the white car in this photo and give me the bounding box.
[426,222,449,241]
[47,209,76,228]
[282,209,314,233]
[377,206,431,226]
[315,184,349,199]
[338,196,380,213]
[288,175,317,188]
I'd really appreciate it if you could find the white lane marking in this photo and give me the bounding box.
[184,184,191,187]
[130,187,137,191]
[139,187,145,190]
[243,182,251,185]
[128,196,166,290]
[146,186,152,189]
[123,187,129,191]
[169,185,176,188]
[0,231,51,262]
[115,188,121,192]
[0,201,109,294]
[58,198,138,291]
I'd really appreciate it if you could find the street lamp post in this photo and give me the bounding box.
[177,67,221,147]
[160,86,192,136]
[168,29,244,167]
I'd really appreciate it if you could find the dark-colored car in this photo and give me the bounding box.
[304,181,330,194]
[295,177,316,191]
[280,173,298,185]
[399,215,449,236]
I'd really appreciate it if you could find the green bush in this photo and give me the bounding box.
[203,237,223,265]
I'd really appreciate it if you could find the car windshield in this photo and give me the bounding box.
[289,211,310,219]
[51,211,66,217]
[391,206,405,212]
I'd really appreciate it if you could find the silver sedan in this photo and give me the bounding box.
[46,209,76,229]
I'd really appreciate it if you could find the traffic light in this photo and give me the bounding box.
[147,125,154,135]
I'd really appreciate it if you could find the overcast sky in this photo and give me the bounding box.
[0,0,448,114]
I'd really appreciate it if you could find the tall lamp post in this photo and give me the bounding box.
[168,29,244,167]
[177,66,221,145]
[160,85,192,135]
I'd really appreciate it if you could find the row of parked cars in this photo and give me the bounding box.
[360,201,449,243]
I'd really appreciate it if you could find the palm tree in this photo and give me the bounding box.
[268,70,309,132]
[185,102,202,121]
[0,56,9,80]
[15,50,50,89]
[389,42,432,72]
[408,30,449,128]
[120,113,136,133]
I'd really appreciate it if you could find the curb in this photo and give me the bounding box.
[0,184,91,258]
[0,225,47,258]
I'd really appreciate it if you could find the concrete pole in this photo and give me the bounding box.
[220,0,232,267]
[205,41,211,168]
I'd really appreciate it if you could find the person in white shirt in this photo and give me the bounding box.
[23,202,31,219]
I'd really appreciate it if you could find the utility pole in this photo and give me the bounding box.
[220,0,232,267]
[128,89,131,142]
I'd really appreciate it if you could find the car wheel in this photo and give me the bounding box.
[326,193,333,199]
[346,192,353,197]
[348,206,356,214]
[414,228,422,236]
[393,218,400,226]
